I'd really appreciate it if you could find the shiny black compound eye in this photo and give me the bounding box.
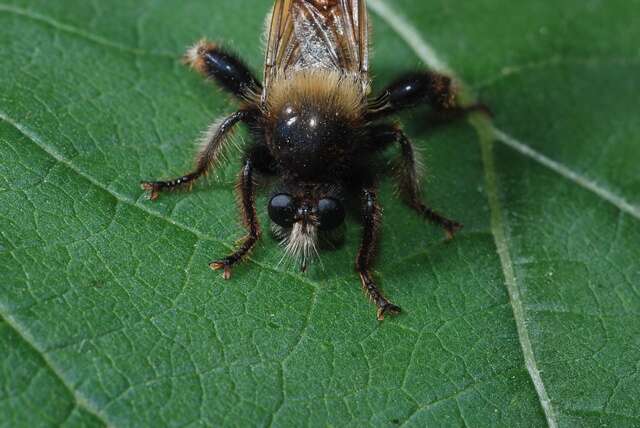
[317,198,345,231]
[268,194,296,228]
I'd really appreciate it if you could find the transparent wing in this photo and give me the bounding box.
[263,0,369,99]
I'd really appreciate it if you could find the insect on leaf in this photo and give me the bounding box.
[0,1,639,426]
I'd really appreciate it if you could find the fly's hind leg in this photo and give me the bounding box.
[367,70,490,121]
[184,39,262,102]
[372,124,463,239]
[141,110,249,200]
[210,156,261,279]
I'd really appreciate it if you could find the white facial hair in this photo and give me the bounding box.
[276,221,320,271]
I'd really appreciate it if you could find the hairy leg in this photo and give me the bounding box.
[356,187,401,320]
[210,157,261,279]
[367,70,489,121]
[370,124,463,239]
[141,110,250,200]
[184,39,262,102]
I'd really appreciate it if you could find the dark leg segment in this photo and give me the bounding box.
[184,39,262,102]
[141,110,249,200]
[357,188,401,320]
[210,157,261,279]
[367,70,489,121]
[372,124,463,239]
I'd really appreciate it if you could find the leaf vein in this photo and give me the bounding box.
[398,367,527,427]
[492,127,640,220]
[0,310,110,426]
[0,4,174,58]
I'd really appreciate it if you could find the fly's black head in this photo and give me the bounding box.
[268,186,345,231]
[268,182,346,270]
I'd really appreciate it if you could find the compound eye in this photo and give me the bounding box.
[317,198,345,231]
[268,194,296,228]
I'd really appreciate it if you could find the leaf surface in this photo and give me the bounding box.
[1,1,638,427]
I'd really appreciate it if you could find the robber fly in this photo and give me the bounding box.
[142,0,486,320]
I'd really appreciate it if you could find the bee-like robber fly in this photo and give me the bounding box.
[142,0,487,320]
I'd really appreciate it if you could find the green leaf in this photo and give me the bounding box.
[1,0,638,426]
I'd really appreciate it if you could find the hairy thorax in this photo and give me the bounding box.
[264,70,367,179]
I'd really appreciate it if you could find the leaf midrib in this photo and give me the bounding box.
[367,0,559,425]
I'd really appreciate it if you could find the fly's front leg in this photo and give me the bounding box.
[370,124,463,239]
[357,187,401,320]
[141,110,250,200]
[396,129,463,239]
[210,157,261,279]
